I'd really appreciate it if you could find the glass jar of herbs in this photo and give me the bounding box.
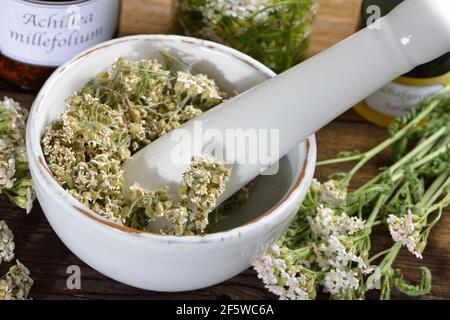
[177,0,318,73]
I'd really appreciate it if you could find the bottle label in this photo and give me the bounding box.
[364,81,444,118]
[0,0,120,67]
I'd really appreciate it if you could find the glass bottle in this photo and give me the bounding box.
[0,0,121,91]
[354,0,450,126]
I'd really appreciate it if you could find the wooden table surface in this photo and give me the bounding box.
[1,0,449,300]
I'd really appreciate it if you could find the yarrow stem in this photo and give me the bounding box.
[256,86,450,299]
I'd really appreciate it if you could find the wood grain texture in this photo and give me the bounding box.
[1,0,449,300]
[118,0,176,36]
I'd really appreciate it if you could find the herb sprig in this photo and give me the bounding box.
[254,86,450,299]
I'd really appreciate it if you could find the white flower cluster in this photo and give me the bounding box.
[0,220,15,264]
[201,0,274,24]
[322,268,359,296]
[307,206,365,238]
[387,210,422,259]
[253,244,314,300]
[315,236,374,297]
[309,204,374,298]
[312,179,348,207]
[0,260,33,300]
[254,177,375,299]
[314,236,374,274]
[307,182,374,297]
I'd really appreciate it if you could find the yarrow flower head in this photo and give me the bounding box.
[0,97,35,213]
[178,155,231,234]
[0,220,15,264]
[307,206,365,238]
[314,235,374,274]
[0,139,15,190]
[312,179,348,207]
[387,210,422,259]
[322,268,360,297]
[126,155,231,236]
[174,72,223,109]
[0,260,33,300]
[253,244,317,300]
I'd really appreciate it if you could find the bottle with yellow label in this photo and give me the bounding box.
[354,0,450,127]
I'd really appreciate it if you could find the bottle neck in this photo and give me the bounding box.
[361,0,450,78]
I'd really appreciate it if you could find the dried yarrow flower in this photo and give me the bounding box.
[0,98,35,213]
[174,71,223,109]
[0,260,33,300]
[127,156,231,236]
[0,220,15,264]
[43,56,240,235]
[178,155,231,233]
[0,139,15,190]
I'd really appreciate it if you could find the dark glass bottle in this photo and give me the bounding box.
[0,0,121,91]
[355,0,450,126]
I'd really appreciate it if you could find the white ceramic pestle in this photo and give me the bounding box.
[123,0,450,209]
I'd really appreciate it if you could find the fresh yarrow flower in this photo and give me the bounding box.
[256,88,450,299]
[314,235,374,274]
[313,179,348,207]
[322,268,360,298]
[0,98,35,213]
[307,206,365,238]
[0,221,15,264]
[0,260,33,300]
[253,244,318,300]
[387,210,422,259]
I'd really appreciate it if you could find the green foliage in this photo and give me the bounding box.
[177,0,317,73]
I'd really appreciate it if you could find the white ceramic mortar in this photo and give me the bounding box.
[27,35,316,291]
